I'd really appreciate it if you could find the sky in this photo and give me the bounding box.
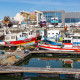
[0,0,80,19]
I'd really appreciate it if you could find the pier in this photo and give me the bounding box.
[30,50,80,54]
[0,66,80,74]
[1,50,80,74]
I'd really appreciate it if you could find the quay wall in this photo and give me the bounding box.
[0,27,80,34]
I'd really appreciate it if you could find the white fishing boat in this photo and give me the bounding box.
[0,30,37,46]
[37,36,80,52]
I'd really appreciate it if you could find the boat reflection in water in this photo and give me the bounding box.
[20,54,80,79]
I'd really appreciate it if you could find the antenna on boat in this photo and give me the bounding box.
[54,8,56,28]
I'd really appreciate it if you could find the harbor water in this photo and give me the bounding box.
[21,54,80,69]
[1,54,80,80]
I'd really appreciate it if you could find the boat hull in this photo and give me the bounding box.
[45,38,61,45]
[40,21,46,27]
[5,37,37,45]
[38,43,80,52]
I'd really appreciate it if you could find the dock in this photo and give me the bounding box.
[30,50,80,54]
[0,27,80,34]
[0,66,80,74]
[1,50,80,74]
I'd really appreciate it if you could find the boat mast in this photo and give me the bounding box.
[54,8,56,28]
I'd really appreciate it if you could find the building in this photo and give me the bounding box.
[42,10,65,25]
[42,10,80,26]
[65,12,80,23]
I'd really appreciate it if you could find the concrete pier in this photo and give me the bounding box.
[0,66,80,74]
[30,50,80,54]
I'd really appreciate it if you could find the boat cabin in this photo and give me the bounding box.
[62,37,73,48]
[47,30,60,38]
[72,33,80,46]
[5,33,17,42]
[5,31,36,42]
[40,17,46,27]
[39,30,61,40]
[51,17,58,25]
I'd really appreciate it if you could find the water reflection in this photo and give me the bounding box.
[1,54,80,80]
[21,54,80,69]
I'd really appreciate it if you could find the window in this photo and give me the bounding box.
[65,18,80,23]
[20,35,21,37]
[11,36,15,39]
[31,32,32,35]
[48,33,50,35]
[65,18,70,23]
[29,33,30,35]
[73,36,77,39]
[6,37,9,40]
[65,40,67,43]
[43,12,62,23]
[63,40,65,43]
[63,40,71,43]
[78,37,80,39]
[22,33,26,37]
[68,40,71,43]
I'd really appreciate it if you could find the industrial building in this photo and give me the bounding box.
[42,10,80,26]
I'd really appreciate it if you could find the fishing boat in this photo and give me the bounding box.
[39,29,61,41]
[0,30,37,46]
[9,37,37,45]
[37,37,80,52]
[40,17,46,27]
[43,29,62,45]
[51,17,58,25]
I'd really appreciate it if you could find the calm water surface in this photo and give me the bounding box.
[22,55,80,69]
[1,54,80,80]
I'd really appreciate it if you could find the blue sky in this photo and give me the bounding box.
[0,0,80,19]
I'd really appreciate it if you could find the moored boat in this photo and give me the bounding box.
[9,37,37,45]
[37,37,80,52]
[51,17,58,25]
[0,30,37,46]
[38,43,80,52]
[40,17,46,27]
